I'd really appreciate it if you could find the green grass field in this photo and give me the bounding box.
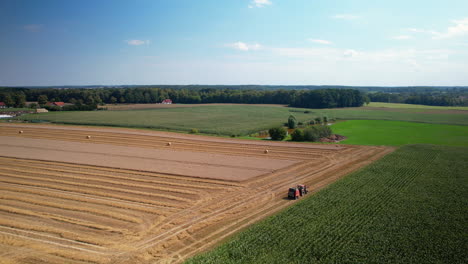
[367,102,468,111]
[312,107,468,126]
[332,120,468,146]
[17,104,468,136]
[186,144,468,264]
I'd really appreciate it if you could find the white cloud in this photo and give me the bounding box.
[226,42,262,51]
[248,0,272,8]
[392,35,412,40]
[23,24,43,32]
[407,28,439,36]
[126,40,150,46]
[332,14,360,20]
[407,18,468,39]
[309,39,333,45]
[433,18,468,39]
[343,49,359,58]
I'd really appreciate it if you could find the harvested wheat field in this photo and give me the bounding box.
[0,124,393,264]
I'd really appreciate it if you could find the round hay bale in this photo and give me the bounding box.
[264,149,269,154]
[86,135,91,139]
[19,130,23,134]
[167,142,172,146]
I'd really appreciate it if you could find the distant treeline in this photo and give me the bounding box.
[2,85,465,107]
[5,85,468,93]
[0,87,366,109]
[368,91,468,106]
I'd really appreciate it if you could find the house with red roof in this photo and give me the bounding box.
[162,99,172,104]
[46,102,66,107]
[0,102,6,108]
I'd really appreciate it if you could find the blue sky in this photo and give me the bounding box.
[1,0,468,86]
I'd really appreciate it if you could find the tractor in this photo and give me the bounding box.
[288,184,309,200]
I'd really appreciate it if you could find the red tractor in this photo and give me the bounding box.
[288,184,308,200]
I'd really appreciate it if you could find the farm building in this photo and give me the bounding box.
[35,108,48,113]
[46,102,65,107]
[162,99,172,104]
[0,102,6,109]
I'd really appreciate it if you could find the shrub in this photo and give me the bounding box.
[189,128,199,134]
[314,117,322,125]
[291,129,304,141]
[268,127,287,141]
[303,127,319,142]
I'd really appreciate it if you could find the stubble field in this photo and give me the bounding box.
[0,124,392,264]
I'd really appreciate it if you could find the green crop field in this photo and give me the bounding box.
[186,145,468,264]
[367,102,468,111]
[17,105,313,136]
[17,104,468,136]
[332,120,468,146]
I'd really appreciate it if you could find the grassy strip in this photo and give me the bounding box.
[186,145,468,264]
[332,120,468,146]
[0,108,30,112]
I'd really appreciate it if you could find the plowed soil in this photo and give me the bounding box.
[0,124,393,264]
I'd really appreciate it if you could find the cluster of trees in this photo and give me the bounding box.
[268,125,333,142]
[291,126,332,142]
[269,115,333,142]
[0,87,367,109]
[0,91,26,108]
[368,91,467,106]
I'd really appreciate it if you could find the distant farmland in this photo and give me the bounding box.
[17,103,468,136]
[187,144,468,264]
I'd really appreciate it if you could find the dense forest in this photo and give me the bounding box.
[1,85,466,108]
[368,91,468,106]
[0,87,366,109]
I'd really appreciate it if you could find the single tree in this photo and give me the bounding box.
[3,94,15,107]
[37,95,48,106]
[287,115,298,129]
[268,127,287,141]
[13,92,26,108]
[110,96,117,104]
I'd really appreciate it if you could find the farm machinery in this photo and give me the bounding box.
[287,184,308,200]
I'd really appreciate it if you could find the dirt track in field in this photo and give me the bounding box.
[0,124,394,264]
